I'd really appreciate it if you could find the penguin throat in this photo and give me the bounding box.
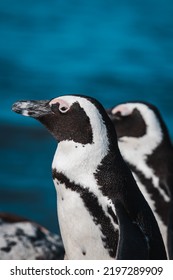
[52,138,109,182]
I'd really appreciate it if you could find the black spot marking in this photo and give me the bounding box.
[82,250,86,256]
[52,169,118,258]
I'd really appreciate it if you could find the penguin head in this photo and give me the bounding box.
[107,103,147,139]
[107,102,171,154]
[12,95,117,147]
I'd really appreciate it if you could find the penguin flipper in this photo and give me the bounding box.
[116,203,149,260]
[168,207,173,259]
[167,179,173,259]
[164,172,173,259]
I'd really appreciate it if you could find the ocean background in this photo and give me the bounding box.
[0,0,173,234]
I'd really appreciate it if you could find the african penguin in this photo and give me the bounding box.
[12,95,167,260]
[0,212,64,259]
[107,101,173,259]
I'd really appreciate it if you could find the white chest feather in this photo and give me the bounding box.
[55,181,114,260]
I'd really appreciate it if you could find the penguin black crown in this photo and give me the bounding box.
[12,95,167,260]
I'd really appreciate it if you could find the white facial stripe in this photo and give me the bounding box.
[112,104,133,116]
[49,98,70,108]
[117,103,169,201]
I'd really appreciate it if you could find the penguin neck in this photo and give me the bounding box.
[52,135,110,185]
[118,110,163,162]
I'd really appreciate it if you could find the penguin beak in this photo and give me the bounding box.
[12,100,52,118]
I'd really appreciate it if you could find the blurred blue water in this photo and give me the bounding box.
[0,0,173,233]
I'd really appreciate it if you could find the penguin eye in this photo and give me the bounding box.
[113,111,123,120]
[59,106,69,113]
[110,111,124,121]
[111,105,133,119]
[50,103,69,114]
